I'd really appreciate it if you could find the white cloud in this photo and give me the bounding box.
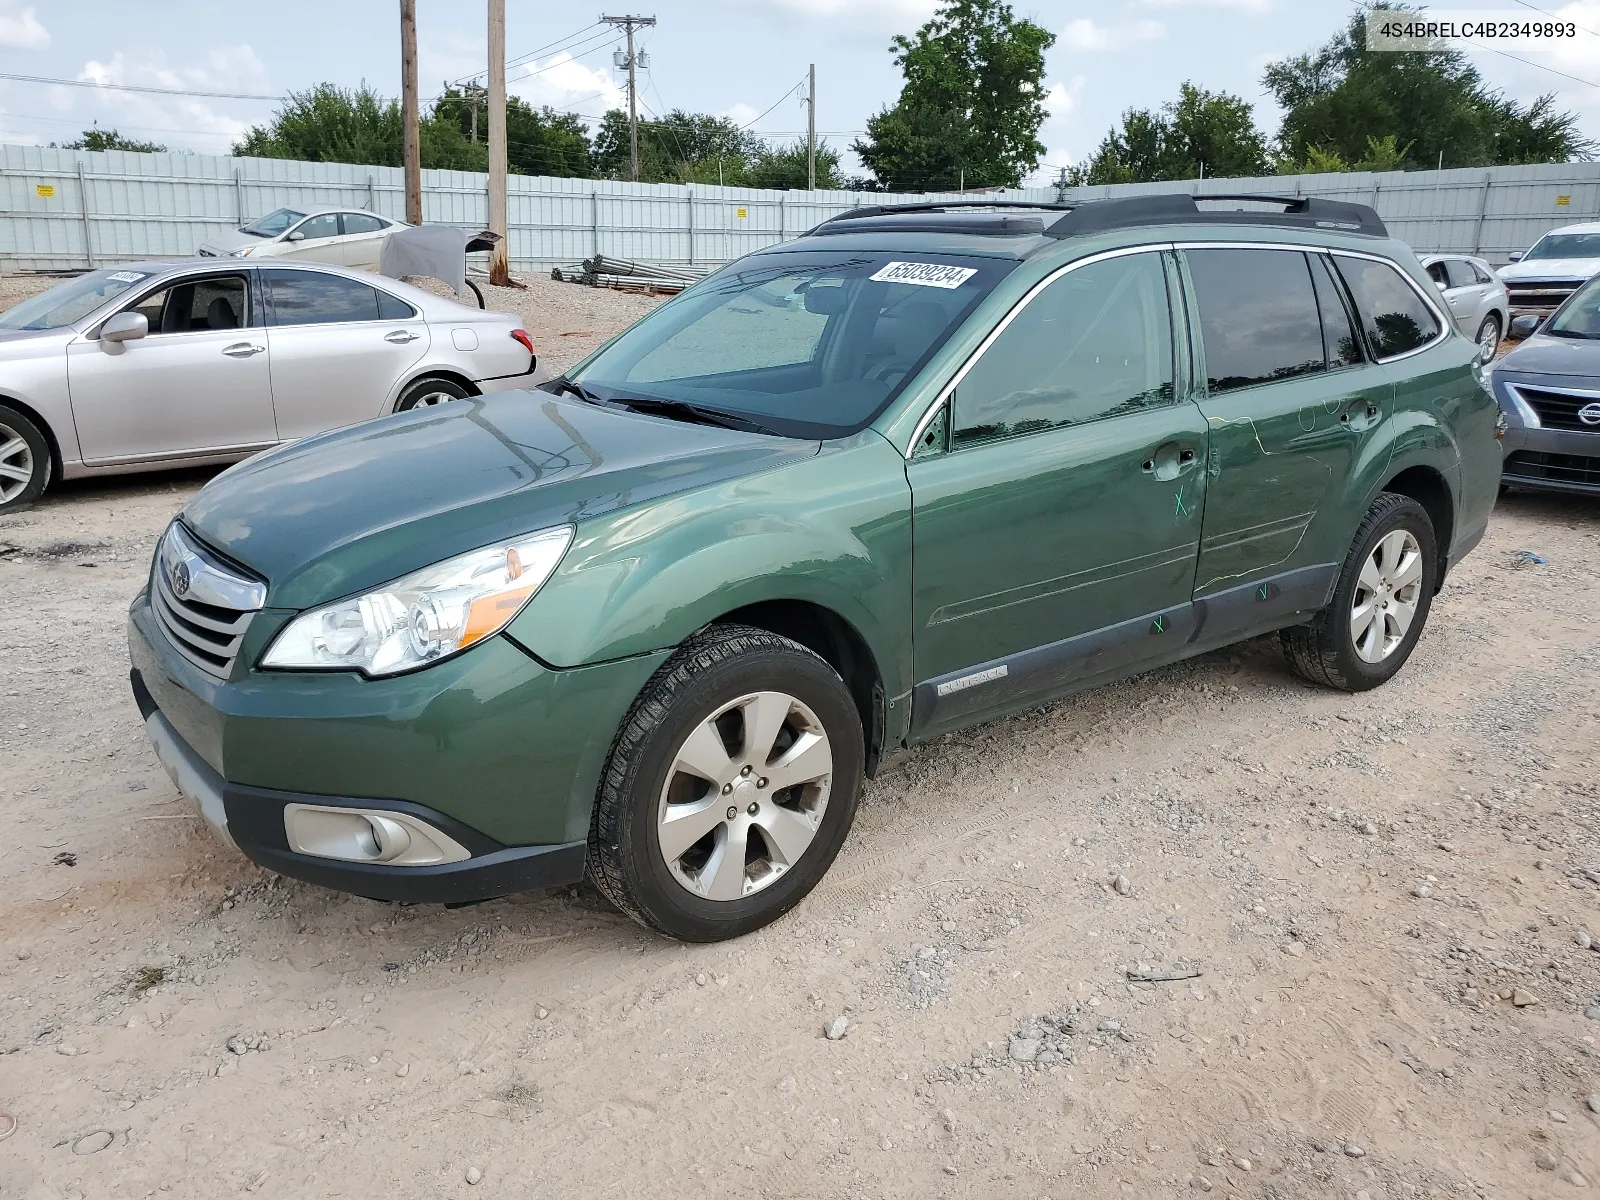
[1539,2,1600,76]
[66,47,272,150]
[509,51,625,117]
[0,3,48,50]
[736,0,939,31]
[722,102,761,126]
[1140,0,1273,11]
[1060,18,1167,53]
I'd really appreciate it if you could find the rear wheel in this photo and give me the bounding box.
[0,404,50,515]
[394,376,472,413]
[587,625,864,942]
[1281,492,1438,692]
[1474,313,1501,364]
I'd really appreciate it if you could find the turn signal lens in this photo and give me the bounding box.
[261,526,573,676]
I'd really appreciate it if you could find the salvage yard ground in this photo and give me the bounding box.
[1,273,1599,1199]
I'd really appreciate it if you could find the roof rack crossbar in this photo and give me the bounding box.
[1044,193,1387,239]
[809,199,1074,234]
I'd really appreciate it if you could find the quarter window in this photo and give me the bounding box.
[1336,256,1442,359]
[951,252,1174,447]
[264,270,385,325]
[1310,254,1363,369]
[1187,248,1325,392]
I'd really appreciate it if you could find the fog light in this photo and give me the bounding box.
[283,804,471,866]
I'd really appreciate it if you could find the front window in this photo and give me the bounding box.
[567,250,1015,438]
[1544,275,1600,339]
[241,208,305,238]
[0,267,154,331]
[1522,232,1600,262]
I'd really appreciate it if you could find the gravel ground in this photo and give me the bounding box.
[0,271,1597,1199]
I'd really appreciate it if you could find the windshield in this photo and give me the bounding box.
[566,250,1015,438]
[1546,275,1600,338]
[241,208,304,238]
[1522,232,1600,262]
[0,267,155,331]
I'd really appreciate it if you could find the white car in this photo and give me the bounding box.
[1417,253,1508,362]
[1497,221,1600,331]
[0,259,541,514]
[198,206,408,269]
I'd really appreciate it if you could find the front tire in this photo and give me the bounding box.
[0,404,51,515]
[588,625,865,942]
[1281,492,1438,692]
[394,376,472,413]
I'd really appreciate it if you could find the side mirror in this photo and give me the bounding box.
[1508,251,1525,262]
[99,311,148,353]
[287,230,305,242]
[1509,314,1542,339]
[1435,279,1448,291]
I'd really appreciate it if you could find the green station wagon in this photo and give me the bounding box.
[128,195,1501,941]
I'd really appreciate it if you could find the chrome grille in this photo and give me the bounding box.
[1507,283,1581,311]
[1508,384,1600,432]
[150,524,266,680]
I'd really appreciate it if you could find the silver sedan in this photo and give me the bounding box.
[0,260,541,513]
[1418,253,1509,363]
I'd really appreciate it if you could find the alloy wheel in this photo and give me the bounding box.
[1350,529,1424,663]
[656,690,833,901]
[1476,317,1500,364]
[0,421,35,505]
[411,390,458,408]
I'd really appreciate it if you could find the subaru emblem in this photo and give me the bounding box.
[170,559,191,598]
[1580,401,1600,426]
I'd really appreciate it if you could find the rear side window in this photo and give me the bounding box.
[342,213,387,235]
[264,270,382,325]
[951,251,1174,446]
[1186,248,1325,393]
[1336,256,1442,359]
[376,289,416,319]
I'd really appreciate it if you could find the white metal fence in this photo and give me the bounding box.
[4,143,1600,273]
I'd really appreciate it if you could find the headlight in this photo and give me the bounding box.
[261,526,573,676]
[228,246,254,258]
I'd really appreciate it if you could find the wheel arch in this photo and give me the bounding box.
[1378,463,1454,587]
[0,391,63,486]
[391,368,480,412]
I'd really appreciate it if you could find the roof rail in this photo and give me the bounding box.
[807,199,1071,235]
[1045,193,1387,238]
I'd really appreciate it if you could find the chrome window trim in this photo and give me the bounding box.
[903,242,1177,459]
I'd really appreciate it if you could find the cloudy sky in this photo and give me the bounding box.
[4,0,1600,183]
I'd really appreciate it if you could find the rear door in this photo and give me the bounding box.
[337,213,392,269]
[260,268,429,439]
[1183,245,1389,625]
[908,249,1209,736]
[1442,257,1484,332]
[66,271,277,463]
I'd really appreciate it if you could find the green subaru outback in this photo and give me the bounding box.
[128,194,1500,940]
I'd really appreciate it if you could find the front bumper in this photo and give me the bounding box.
[128,591,668,903]
[1492,373,1600,495]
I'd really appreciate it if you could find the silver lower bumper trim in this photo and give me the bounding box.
[144,711,237,850]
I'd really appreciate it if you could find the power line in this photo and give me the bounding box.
[0,70,282,101]
[737,77,808,131]
[1508,0,1600,42]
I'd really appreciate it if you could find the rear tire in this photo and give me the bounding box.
[1281,492,1438,692]
[587,624,864,942]
[394,376,472,413]
[0,404,51,515]
[1474,313,1501,364]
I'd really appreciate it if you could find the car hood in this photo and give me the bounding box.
[1498,257,1600,283]
[1492,333,1600,378]
[197,228,267,255]
[181,392,818,610]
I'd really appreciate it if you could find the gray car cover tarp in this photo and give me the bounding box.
[378,225,470,298]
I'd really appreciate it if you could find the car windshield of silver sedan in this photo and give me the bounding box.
[1522,232,1600,261]
[0,267,153,331]
[565,251,1013,439]
[241,208,305,238]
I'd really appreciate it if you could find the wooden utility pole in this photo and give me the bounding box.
[806,63,816,191]
[487,0,510,284]
[400,0,421,225]
[603,15,656,182]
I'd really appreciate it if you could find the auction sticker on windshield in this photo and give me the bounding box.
[107,271,147,283]
[869,261,978,289]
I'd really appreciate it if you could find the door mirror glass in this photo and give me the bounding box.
[1508,251,1525,262]
[100,311,148,343]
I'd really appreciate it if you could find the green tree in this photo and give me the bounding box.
[232,82,486,171]
[58,126,165,153]
[434,86,591,176]
[593,108,765,182]
[853,0,1055,191]
[1264,5,1592,170]
[745,140,846,190]
[1067,82,1268,185]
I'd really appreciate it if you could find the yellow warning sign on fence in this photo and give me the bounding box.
[35,184,54,198]
[1556,194,1572,206]
[735,207,747,219]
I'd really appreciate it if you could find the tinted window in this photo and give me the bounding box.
[375,289,416,319]
[1310,254,1363,368]
[1424,260,1449,288]
[1472,261,1495,285]
[265,271,381,325]
[951,252,1173,446]
[1188,248,1325,392]
[295,214,340,240]
[1336,256,1442,359]
[1445,259,1478,289]
[135,275,247,334]
[342,213,387,235]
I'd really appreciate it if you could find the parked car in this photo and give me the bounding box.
[0,260,538,513]
[198,206,407,269]
[1491,271,1600,495]
[1497,222,1600,331]
[1418,253,1507,361]
[128,194,1500,942]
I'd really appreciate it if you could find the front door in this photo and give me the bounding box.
[909,249,1208,738]
[66,271,277,463]
[260,268,429,439]
[278,212,345,264]
[1183,246,1389,621]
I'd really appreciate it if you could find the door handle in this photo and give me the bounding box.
[1141,442,1198,482]
[222,342,264,358]
[1340,398,1381,431]
[384,330,419,344]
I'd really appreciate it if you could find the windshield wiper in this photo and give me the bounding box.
[617,397,779,436]
[545,375,604,404]
[1543,327,1596,340]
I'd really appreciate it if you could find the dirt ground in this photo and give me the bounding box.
[2,273,1600,1200]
